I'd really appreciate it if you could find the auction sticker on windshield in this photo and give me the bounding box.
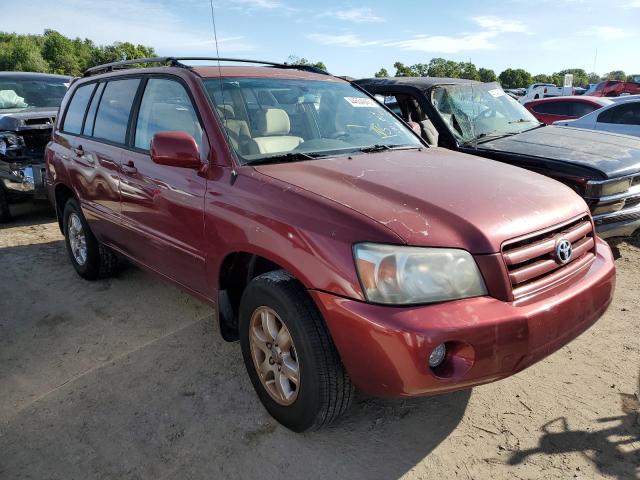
[344,96,378,107]
[488,89,505,98]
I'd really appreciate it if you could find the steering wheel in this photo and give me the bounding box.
[474,107,496,121]
[330,131,350,140]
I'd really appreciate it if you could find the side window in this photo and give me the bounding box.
[82,82,105,136]
[93,79,140,144]
[134,78,203,151]
[531,101,570,116]
[384,95,404,118]
[62,83,95,134]
[599,104,639,125]
[571,102,599,118]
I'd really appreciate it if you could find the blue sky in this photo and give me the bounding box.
[5,0,640,78]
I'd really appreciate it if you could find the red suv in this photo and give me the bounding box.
[46,57,616,431]
[524,96,612,125]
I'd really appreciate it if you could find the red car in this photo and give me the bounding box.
[524,96,613,124]
[586,80,640,97]
[45,57,615,432]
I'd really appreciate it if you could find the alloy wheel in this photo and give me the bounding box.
[249,306,300,405]
[68,212,87,266]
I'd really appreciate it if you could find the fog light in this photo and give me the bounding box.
[429,343,447,368]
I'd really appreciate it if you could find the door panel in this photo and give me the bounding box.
[119,151,207,293]
[119,77,207,294]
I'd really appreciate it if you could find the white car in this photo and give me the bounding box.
[553,98,640,137]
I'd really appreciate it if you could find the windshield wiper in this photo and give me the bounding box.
[461,131,513,147]
[508,118,534,124]
[356,144,422,153]
[244,151,324,166]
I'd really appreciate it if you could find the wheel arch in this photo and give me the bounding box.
[54,183,76,233]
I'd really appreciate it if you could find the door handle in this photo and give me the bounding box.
[121,160,137,174]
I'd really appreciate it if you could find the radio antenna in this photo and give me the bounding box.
[209,0,233,167]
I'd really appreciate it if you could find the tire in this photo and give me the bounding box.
[239,270,354,432]
[0,187,11,223]
[62,198,118,280]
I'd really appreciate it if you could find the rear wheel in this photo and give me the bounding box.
[63,198,118,280]
[239,270,354,432]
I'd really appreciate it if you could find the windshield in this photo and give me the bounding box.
[203,77,422,164]
[0,77,69,110]
[430,82,541,145]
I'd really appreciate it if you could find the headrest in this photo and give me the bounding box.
[216,104,235,119]
[259,108,290,136]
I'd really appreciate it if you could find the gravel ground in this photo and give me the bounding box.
[0,203,638,480]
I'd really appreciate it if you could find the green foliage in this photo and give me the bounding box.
[532,74,551,83]
[605,70,626,81]
[0,30,155,76]
[587,72,601,84]
[374,68,388,78]
[478,68,497,83]
[498,68,532,89]
[286,55,327,72]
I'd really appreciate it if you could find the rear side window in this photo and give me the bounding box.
[598,104,640,125]
[572,102,599,117]
[62,83,95,134]
[530,101,570,116]
[82,82,105,136]
[134,78,203,151]
[93,79,140,144]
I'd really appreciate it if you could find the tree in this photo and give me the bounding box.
[499,68,532,89]
[459,62,480,81]
[605,70,626,81]
[374,67,388,78]
[286,55,327,72]
[426,58,461,78]
[42,30,80,75]
[587,72,601,84]
[478,67,497,83]
[554,68,589,87]
[532,74,550,83]
[393,61,415,77]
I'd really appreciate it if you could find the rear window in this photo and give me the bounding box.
[93,79,140,144]
[62,83,96,134]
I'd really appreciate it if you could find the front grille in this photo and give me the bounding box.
[502,216,595,299]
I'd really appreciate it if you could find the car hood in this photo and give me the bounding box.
[478,125,640,178]
[0,107,58,131]
[254,148,587,254]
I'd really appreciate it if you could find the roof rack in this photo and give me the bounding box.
[83,57,329,77]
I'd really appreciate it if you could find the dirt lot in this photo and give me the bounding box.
[1,203,638,480]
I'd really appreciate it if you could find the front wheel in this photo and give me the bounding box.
[239,270,354,432]
[63,198,118,280]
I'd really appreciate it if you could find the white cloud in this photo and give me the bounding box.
[0,0,254,54]
[623,0,640,7]
[322,7,384,23]
[385,32,499,54]
[472,16,529,33]
[307,33,383,47]
[581,25,632,40]
[227,0,281,9]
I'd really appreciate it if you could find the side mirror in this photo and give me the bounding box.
[150,131,201,169]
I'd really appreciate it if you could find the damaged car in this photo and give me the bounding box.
[355,77,640,238]
[0,71,70,221]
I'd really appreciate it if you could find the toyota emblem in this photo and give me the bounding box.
[555,238,573,264]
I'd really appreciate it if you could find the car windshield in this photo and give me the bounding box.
[0,77,70,110]
[203,77,422,164]
[430,82,541,145]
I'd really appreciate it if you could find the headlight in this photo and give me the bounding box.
[353,243,488,305]
[585,178,631,198]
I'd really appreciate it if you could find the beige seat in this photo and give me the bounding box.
[248,108,303,155]
[216,105,251,155]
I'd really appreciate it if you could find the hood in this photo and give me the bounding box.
[254,148,587,254]
[478,125,640,178]
[0,107,58,131]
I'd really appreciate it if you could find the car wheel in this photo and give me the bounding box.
[239,270,354,432]
[0,187,11,223]
[63,198,118,280]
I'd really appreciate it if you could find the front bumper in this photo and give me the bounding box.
[594,205,640,238]
[311,238,615,397]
